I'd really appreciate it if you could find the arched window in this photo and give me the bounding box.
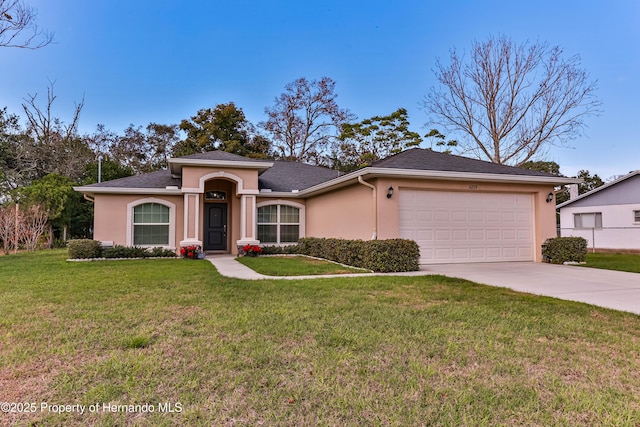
[132,202,170,246]
[257,204,302,244]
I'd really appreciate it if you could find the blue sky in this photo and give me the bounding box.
[2,0,639,179]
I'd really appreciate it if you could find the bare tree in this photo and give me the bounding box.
[21,81,90,181]
[19,204,48,251]
[423,35,601,166]
[261,77,353,163]
[0,204,17,254]
[0,0,52,49]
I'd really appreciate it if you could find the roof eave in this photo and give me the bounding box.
[257,191,303,198]
[73,186,183,196]
[298,168,580,197]
[168,158,274,175]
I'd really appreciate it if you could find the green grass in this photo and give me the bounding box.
[2,250,640,426]
[236,255,369,276]
[583,252,640,273]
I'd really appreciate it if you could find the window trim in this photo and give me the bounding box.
[634,210,640,224]
[573,212,603,229]
[126,198,176,249]
[256,200,305,245]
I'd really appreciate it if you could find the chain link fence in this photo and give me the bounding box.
[558,227,640,253]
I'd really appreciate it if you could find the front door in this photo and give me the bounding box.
[204,203,228,251]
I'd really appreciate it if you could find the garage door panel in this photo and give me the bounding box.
[435,230,451,240]
[452,230,468,240]
[469,230,484,240]
[486,229,501,240]
[486,248,502,259]
[502,229,516,240]
[485,211,500,222]
[452,211,467,221]
[399,190,534,264]
[435,249,452,260]
[417,211,433,221]
[470,248,485,258]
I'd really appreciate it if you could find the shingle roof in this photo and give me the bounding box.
[557,170,640,208]
[258,161,342,192]
[83,169,180,189]
[372,148,558,178]
[175,151,272,163]
[79,149,562,192]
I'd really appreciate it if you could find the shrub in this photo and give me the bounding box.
[148,247,178,258]
[68,239,102,259]
[296,237,420,272]
[103,245,178,258]
[542,237,588,264]
[260,245,301,255]
[52,238,68,249]
[363,239,421,273]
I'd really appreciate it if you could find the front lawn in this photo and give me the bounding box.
[2,250,640,426]
[583,252,640,273]
[236,255,369,276]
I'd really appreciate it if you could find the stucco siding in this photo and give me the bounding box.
[93,194,184,248]
[306,184,375,240]
[181,166,259,192]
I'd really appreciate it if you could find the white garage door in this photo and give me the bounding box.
[399,190,534,264]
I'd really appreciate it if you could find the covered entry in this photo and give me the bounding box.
[399,190,535,264]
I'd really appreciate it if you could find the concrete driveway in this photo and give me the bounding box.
[424,262,640,315]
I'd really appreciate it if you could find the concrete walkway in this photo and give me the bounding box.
[206,256,640,315]
[206,255,433,280]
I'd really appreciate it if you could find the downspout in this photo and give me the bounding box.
[357,176,378,240]
[83,194,95,203]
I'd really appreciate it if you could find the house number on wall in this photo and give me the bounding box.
[469,185,478,190]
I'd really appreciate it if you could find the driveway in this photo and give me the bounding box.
[424,262,640,315]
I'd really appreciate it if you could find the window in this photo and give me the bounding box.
[205,191,226,200]
[257,204,300,244]
[573,212,602,229]
[635,210,640,223]
[133,203,170,245]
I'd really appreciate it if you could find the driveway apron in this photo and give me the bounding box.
[424,262,640,315]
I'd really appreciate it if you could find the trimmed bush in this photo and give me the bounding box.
[68,241,177,259]
[103,245,177,258]
[148,247,179,258]
[542,237,588,264]
[260,245,301,255]
[363,239,420,273]
[68,239,102,259]
[296,237,420,272]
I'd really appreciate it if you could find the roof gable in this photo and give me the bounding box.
[168,151,273,174]
[558,171,640,208]
[176,151,269,162]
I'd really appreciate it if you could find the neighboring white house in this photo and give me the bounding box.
[558,171,640,252]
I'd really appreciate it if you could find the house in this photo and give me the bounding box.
[74,149,577,264]
[558,170,640,252]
